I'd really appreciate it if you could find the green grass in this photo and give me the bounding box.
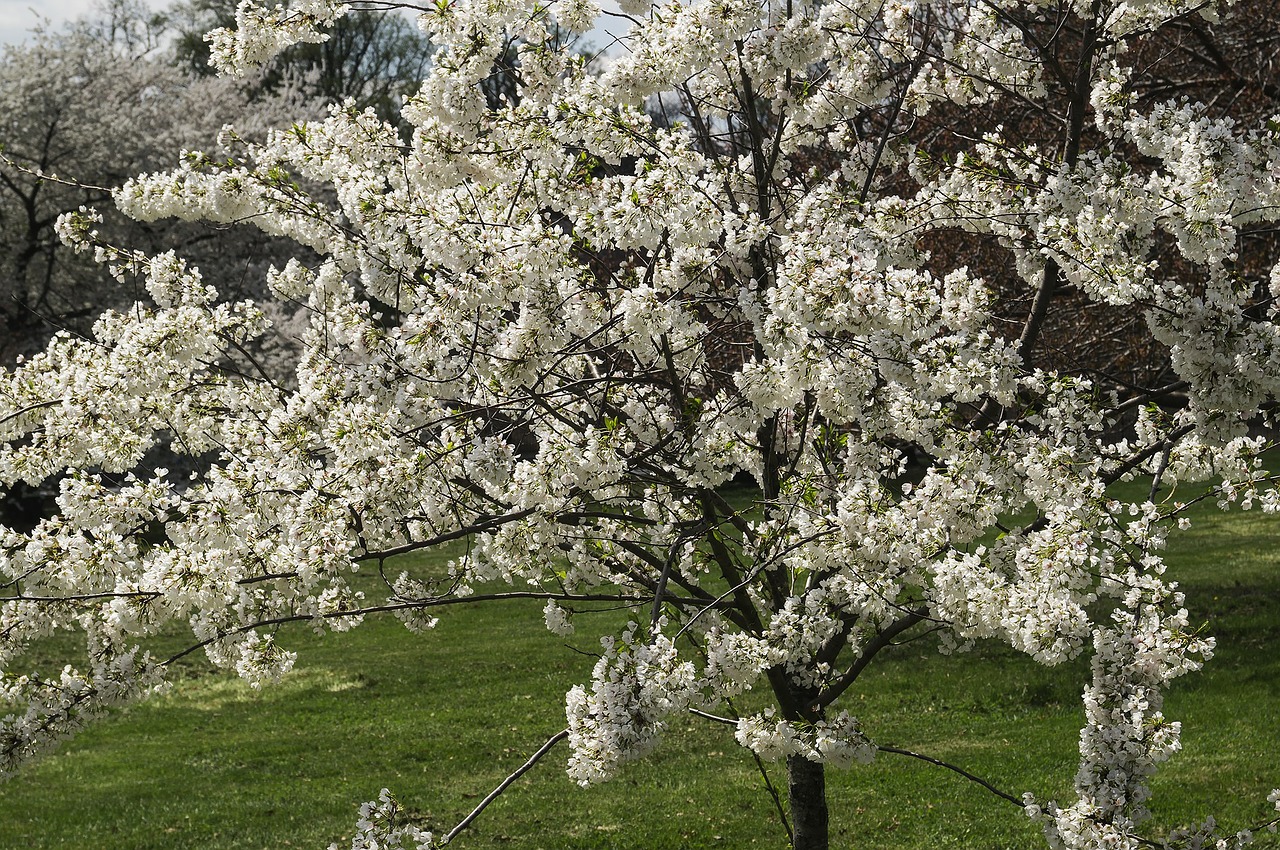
[1,485,1278,849]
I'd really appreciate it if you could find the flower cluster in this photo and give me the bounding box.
[207,0,351,76]
[735,710,876,769]
[332,789,435,850]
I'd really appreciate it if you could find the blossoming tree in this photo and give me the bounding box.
[3,0,1280,848]
[0,8,317,364]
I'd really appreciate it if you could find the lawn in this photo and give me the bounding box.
[1,478,1278,850]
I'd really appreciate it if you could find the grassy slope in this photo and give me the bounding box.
[1,484,1278,849]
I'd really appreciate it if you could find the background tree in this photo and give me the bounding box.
[3,2,1280,850]
[0,2,321,364]
[0,2,320,527]
[171,0,433,122]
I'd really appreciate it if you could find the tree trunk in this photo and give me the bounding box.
[787,755,829,850]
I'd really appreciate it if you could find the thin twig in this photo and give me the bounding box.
[163,592,693,665]
[689,707,738,725]
[750,747,793,843]
[690,701,793,843]
[440,729,569,846]
[876,745,1024,807]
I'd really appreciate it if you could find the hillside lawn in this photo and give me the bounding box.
[1,475,1278,849]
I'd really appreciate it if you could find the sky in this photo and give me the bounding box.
[0,0,102,46]
[2,0,627,54]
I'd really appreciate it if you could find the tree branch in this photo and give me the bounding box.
[811,607,928,711]
[439,729,569,845]
[876,745,1025,808]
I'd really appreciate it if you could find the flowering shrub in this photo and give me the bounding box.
[3,0,1280,847]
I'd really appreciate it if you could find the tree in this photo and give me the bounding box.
[170,0,434,122]
[3,0,1280,848]
[0,2,319,364]
[0,3,322,530]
